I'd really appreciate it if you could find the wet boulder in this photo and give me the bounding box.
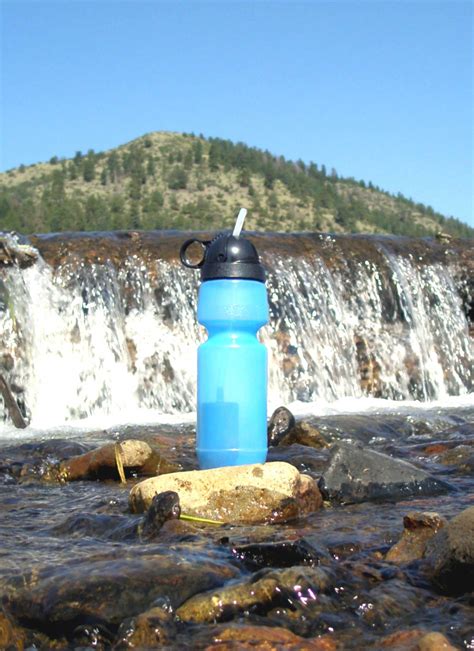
[268,406,296,446]
[58,439,179,481]
[4,549,238,637]
[130,462,322,523]
[285,421,330,449]
[425,505,474,594]
[230,538,329,571]
[438,445,474,474]
[268,406,329,449]
[386,512,447,563]
[318,442,450,504]
[176,565,334,623]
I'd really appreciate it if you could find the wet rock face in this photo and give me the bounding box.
[354,335,383,397]
[425,505,474,594]
[129,462,323,524]
[318,442,451,504]
[0,233,38,269]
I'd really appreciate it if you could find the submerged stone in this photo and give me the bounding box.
[52,491,181,542]
[115,604,176,649]
[176,565,333,623]
[230,538,329,571]
[129,462,322,523]
[318,442,451,504]
[438,445,474,474]
[4,549,238,636]
[206,624,337,650]
[377,629,458,650]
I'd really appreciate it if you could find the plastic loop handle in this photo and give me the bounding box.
[179,238,209,269]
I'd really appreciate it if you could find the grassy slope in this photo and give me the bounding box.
[0,131,472,238]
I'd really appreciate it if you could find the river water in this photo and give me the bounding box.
[0,231,473,648]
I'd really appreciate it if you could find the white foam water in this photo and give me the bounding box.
[1,235,472,430]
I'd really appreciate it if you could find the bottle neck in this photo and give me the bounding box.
[202,323,264,340]
[197,278,269,330]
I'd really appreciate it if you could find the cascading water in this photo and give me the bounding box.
[0,232,472,426]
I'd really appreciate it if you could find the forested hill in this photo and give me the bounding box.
[0,131,472,238]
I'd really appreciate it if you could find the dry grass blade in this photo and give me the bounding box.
[179,513,224,525]
[114,442,126,484]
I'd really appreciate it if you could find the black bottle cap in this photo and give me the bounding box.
[180,233,265,282]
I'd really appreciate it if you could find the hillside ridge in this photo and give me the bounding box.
[0,131,472,238]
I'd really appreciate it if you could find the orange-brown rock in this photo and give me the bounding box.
[115,606,175,648]
[0,608,26,651]
[59,439,179,481]
[386,512,447,563]
[279,421,329,449]
[206,625,336,650]
[378,628,458,650]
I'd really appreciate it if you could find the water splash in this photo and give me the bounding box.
[1,233,472,426]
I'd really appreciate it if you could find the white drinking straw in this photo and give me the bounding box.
[232,208,247,238]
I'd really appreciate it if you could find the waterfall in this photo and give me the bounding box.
[1,232,472,426]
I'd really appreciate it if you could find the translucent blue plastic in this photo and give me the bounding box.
[197,278,269,469]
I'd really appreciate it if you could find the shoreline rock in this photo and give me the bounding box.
[130,461,323,523]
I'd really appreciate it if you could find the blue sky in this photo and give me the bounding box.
[1,1,473,225]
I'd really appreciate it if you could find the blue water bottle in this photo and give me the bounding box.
[180,209,269,469]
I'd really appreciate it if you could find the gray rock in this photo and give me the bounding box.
[425,505,474,594]
[318,442,451,504]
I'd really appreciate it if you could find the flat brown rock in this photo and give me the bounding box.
[59,439,179,481]
[130,462,322,523]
